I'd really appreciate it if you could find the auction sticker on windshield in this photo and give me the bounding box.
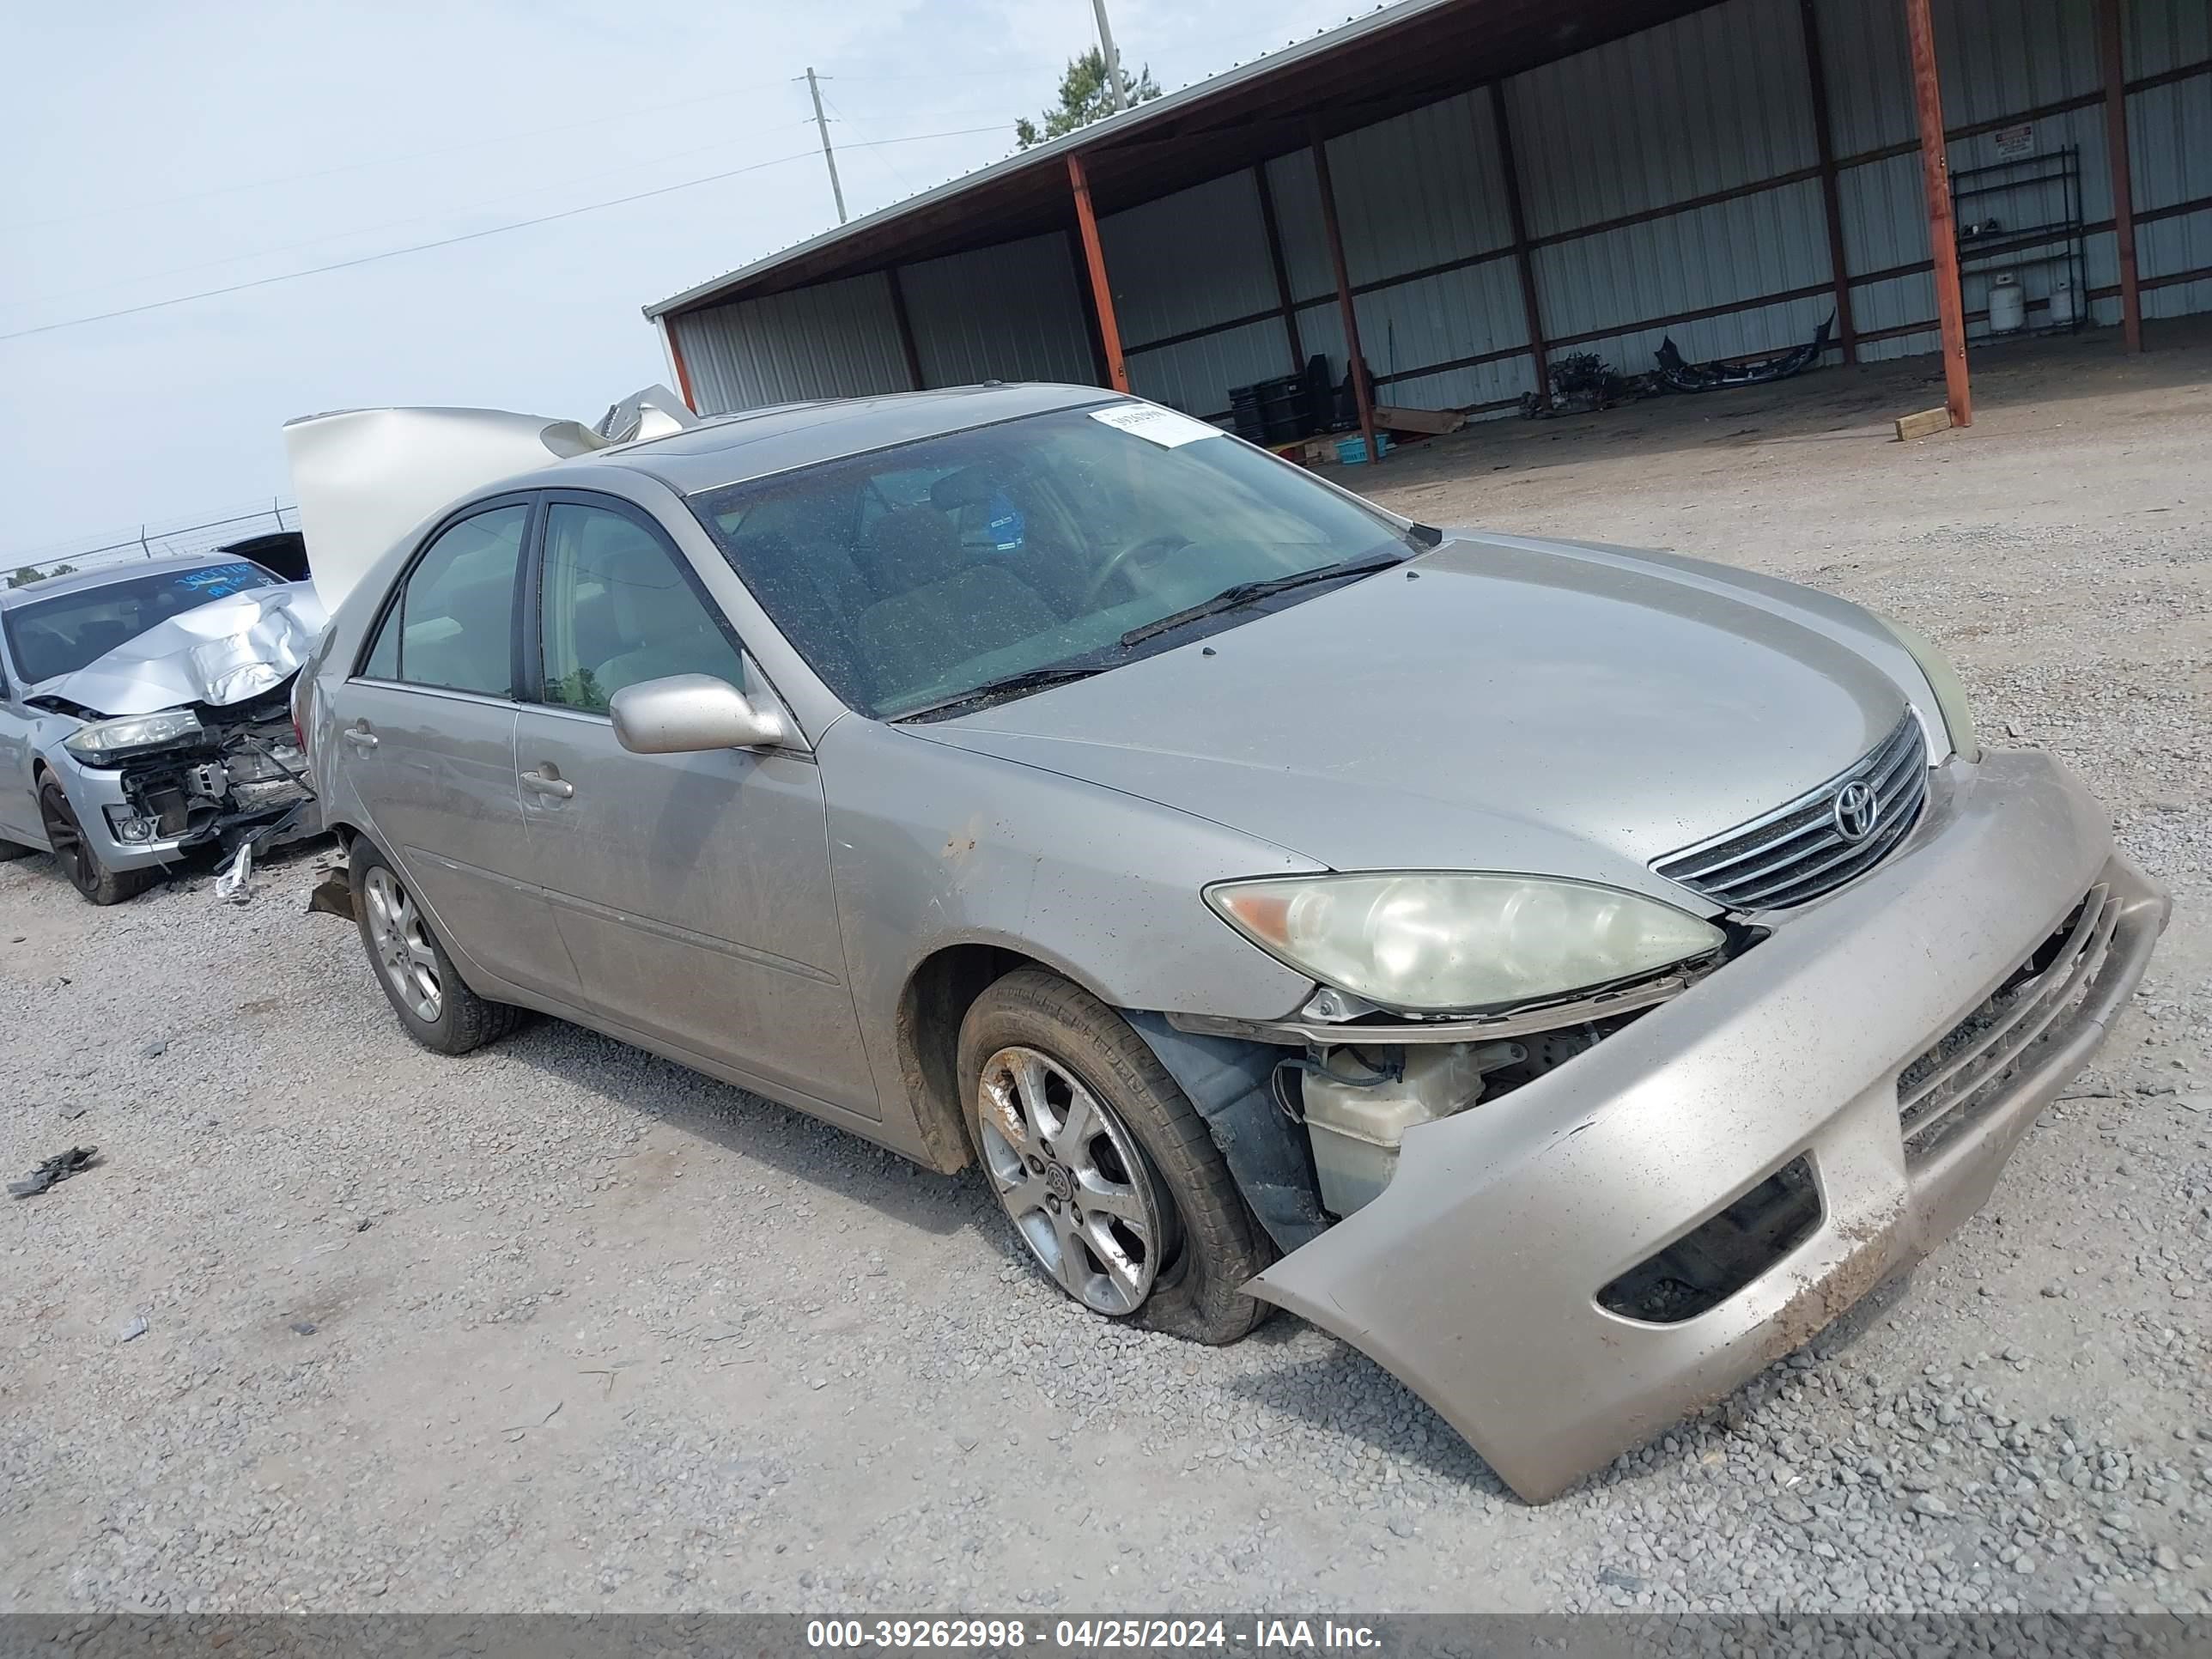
[1090,404,1223,447]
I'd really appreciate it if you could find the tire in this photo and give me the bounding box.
[349,841,521,1055]
[957,967,1273,1345]
[37,780,154,906]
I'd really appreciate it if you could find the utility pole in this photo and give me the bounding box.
[804,67,847,224]
[1091,0,1127,112]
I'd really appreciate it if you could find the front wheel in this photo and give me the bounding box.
[38,780,152,905]
[957,968,1273,1344]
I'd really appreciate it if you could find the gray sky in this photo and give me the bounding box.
[2,0,1367,559]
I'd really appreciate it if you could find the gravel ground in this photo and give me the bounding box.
[3,324,2209,1616]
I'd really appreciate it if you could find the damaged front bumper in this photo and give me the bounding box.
[1244,748,2166,1503]
[63,698,319,870]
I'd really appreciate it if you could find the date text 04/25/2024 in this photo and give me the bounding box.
[803,1619,1382,1650]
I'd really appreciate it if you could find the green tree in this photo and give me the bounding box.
[6,562,72,588]
[1014,47,1162,149]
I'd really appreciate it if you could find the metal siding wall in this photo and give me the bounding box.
[1534,181,1834,363]
[897,233,1096,388]
[1936,0,2100,122]
[1824,0,2203,349]
[1322,89,1516,285]
[2125,0,2212,76]
[1098,172,1279,346]
[672,272,912,414]
[1125,318,1296,417]
[1504,0,1820,240]
[1263,149,1334,302]
[2127,70,2212,305]
[1814,0,1919,155]
[1357,258,1530,377]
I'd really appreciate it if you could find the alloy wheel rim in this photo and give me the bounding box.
[975,1044,1164,1316]
[363,866,442,1023]
[40,790,94,896]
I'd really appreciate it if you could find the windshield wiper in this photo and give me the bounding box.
[1118,551,1407,647]
[893,663,1114,723]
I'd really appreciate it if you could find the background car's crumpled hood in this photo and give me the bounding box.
[915,533,1915,896]
[30,581,329,718]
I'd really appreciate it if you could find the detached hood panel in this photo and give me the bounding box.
[918,534,1913,894]
[34,582,329,718]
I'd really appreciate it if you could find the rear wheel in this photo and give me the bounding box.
[958,968,1272,1344]
[349,842,520,1055]
[38,780,152,906]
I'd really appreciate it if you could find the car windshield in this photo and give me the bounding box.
[687,403,1431,719]
[3,562,283,684]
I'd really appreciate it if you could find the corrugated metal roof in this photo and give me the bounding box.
[644,0,1724,319]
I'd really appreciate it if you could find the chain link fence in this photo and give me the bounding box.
[6,501,300,588]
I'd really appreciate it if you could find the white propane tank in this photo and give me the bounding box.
[2048,276,2080,326]
[1988,273,2027,334]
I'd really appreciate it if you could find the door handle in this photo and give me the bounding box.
[343,727,379,750]
[520,769,574,799]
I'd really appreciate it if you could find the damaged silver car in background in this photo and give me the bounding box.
[0,556,323,903]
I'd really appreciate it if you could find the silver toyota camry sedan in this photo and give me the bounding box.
[297,383,2166,1502]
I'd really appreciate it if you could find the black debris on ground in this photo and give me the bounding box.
[9,1144,100,1200]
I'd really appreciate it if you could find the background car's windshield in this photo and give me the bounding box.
[688,404,1423,719]
[3,561,282,684]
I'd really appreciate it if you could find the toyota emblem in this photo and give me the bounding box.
[1832,780,1881,843]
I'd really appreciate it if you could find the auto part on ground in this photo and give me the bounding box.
[284,385,696,612]
[9,1145,99,1199]
[1519,352,1662,418]
[1654,315,1836,393]
[214,839,254,903]
[306,850,356,920]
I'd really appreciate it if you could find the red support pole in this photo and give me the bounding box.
[1254,163,1306,374]
[1905,0,1972,428]
[2099,0,2144,352]
[658,315,699,413]
[1309,119,1380,464]
[1066,152,1129,393]
[1799,0,1859,364]
[1488,83,1553,405]
[885,266,926,390]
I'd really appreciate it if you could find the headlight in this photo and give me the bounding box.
[61,709,204,766]
[1204,872,1725,1013]
[1875,615,1979,763]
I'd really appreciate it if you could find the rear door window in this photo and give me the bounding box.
[358,505,529,696]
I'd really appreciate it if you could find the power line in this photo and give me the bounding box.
[840,124,1007,150]
[17,77,801,229]
[0,149,823,342]
[818,89,919,200]
[3,120,822,310]
[0,126,1020,342]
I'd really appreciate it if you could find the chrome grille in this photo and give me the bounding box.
[1652,714,1927,911]
[1897,884,2120,1158]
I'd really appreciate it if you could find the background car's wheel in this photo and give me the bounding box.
[349,841,520,1055]
[957,967,1273,1344]
[37,780,152,906]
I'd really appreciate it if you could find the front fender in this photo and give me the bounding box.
[819,717,1322,1129]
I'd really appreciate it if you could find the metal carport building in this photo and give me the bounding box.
[643,0,2211,455]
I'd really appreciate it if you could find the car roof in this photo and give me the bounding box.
[570,382,1122,498]
[0,554,255,611]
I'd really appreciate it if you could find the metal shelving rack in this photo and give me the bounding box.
[1951,144,2089,341]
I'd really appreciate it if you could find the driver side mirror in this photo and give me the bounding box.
[609,674,786,754]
